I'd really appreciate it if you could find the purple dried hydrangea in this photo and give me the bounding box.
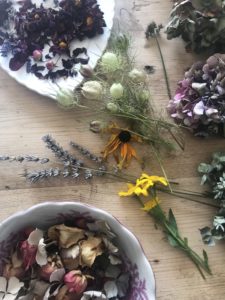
[168,54,225,136]
[0,0,106,80]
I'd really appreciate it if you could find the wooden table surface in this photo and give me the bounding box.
[1,1,225,299]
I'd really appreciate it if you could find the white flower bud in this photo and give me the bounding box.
[110,83,124,99]
[129,68,145,82]
[101,52,120,72]
[106,102,118,113]
[81,81,103,100]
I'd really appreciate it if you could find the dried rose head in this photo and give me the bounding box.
[20,240,37,270]
[64,270,87,294]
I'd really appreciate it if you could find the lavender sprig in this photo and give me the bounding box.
[0,155,49,164]
[42,135,82,167]
[70,141,103,163]
[24,168,61,183]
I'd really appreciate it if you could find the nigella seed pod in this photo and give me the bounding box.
[32,50,42,61]
[101,52,120,72]
[89,120,103,133]
[129,68,145,82]
[110,83,124,99]
[81,81,103,100]
[79,65,94,78]
[106,102,118,113]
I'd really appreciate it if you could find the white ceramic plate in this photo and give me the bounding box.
[0,202,156,300]
[0,0,115,99]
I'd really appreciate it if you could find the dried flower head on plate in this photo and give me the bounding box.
[0,0,115,99]
[168,53,225,137]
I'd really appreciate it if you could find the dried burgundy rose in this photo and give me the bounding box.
[168,53,225,137]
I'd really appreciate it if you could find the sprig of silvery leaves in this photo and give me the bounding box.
[198,152,225,245]
[0,135,107,183]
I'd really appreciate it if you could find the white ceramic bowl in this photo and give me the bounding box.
[0,202,155,300]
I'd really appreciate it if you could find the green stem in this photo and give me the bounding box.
[135,196,212,278]
[154,35,172,100]
[150,206,212,278]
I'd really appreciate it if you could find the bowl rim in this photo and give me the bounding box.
[0,201,156,299]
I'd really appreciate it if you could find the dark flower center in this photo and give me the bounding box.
[118,130,131,143]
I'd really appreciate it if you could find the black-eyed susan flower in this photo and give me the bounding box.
[102,123,142,169]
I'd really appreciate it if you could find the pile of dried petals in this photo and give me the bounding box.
[168,53,225,137]
[0,0,105,80]
[0,219,130,299]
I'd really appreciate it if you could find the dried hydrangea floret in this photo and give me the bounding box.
[168,54,225,136]
[166,0,225,53]
[0,217,131,299]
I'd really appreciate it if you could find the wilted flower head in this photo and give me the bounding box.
[168,54,225,136]
[100,52,120,72]
[81,81,103,100]
[64,270,87,294]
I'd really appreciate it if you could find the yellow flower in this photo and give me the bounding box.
[118,183,147,197]
[142,197,160,212]
[119,173,168,197]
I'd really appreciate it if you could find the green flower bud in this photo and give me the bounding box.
[101,52,120,72]
[139,90,150,102]
[56,89,75,107]
[110,83,124,99]
[106,102,118,113]
[81,81,103,100]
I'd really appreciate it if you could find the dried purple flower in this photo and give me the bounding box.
[0,0,105,80]
[168,53,225,136]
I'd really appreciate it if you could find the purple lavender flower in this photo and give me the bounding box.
[168,54,225,136]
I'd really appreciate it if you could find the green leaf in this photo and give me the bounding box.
[168,209,178,232]
[184,237,188,246]
[167,235,179,247]
[198,163,212,174]
[201,174,208,185]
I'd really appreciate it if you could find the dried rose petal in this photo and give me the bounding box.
[48,224,85,248]
[79,236,103,267]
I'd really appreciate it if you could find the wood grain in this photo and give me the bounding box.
[0,0,225,299]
